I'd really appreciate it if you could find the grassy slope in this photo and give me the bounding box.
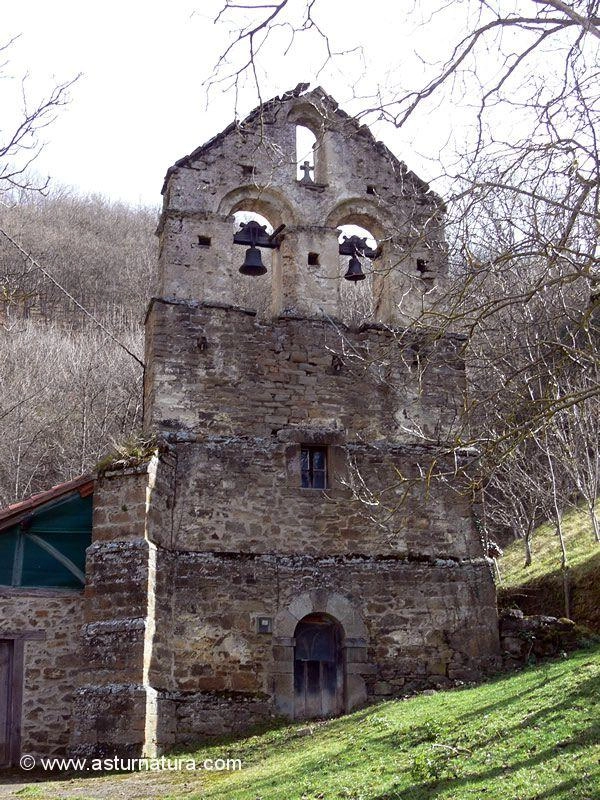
[499,508,600,630]
[181,649,600,799]
[173,648,600,800]
[7,647,598,800]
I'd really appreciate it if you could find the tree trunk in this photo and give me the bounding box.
[555,518,570,619]
[524,536,532,567]
[524,519,534,567]
[588,504,600,544]
[546,444,570,619]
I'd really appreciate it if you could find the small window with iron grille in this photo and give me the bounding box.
[300,446,327,489]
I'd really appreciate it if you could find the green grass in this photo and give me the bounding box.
[7,652,599,799]
[500,507,599,589]
[163,646,599,800]
[498,507,600,630]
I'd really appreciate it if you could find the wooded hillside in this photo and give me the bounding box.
[0,191,157,506]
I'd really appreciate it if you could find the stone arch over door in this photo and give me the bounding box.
[271,590,369,718]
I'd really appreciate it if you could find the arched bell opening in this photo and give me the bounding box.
[293,613,345,719]
[232,209,274,235]
[337,223,378,327]
[229,208,278,317]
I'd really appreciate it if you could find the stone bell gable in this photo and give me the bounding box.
[72,86,500,759]
[156,85,446,324]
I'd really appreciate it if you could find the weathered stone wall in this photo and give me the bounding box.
[72,462,167,758]
[160,439,476,559]
[144,299,466,446]
[137,287,500,744]
[172,693,274,743]
[152,553,498,702]
[143,299,477,558]
[0,590,83,757]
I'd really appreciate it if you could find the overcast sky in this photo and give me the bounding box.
[1,1,480,208]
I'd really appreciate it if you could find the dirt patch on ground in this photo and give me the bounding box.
[0,769,204,800]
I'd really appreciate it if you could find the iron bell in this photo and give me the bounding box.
[344,254,366,281]
[240,245,267,276]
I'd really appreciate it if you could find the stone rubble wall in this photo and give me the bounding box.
[144,300,466,447]
[72,465,163,758]
[172,693,274,743]
[155,552,499,701]
[163,439,477,559]
[499,609,580,664]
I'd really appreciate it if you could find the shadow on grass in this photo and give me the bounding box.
[384,668,600,754]
[370,726,600,800]
[175,714,600,800]
[0,715,306,788]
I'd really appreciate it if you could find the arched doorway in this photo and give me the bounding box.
[293,614,345,719]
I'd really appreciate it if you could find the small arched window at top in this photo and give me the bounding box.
[296,125,321,185]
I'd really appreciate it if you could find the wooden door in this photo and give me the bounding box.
[294,615,344,719]
[0,640,13,767]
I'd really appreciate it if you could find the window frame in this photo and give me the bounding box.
[300,445,328,490]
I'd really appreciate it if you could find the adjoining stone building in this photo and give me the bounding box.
[0,86,500,764]
[0,476,93,765]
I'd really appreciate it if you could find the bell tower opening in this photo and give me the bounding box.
[337,224,378,327]
[230,209,276,315]
[233,210,274,236]
[293,613,345,719]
